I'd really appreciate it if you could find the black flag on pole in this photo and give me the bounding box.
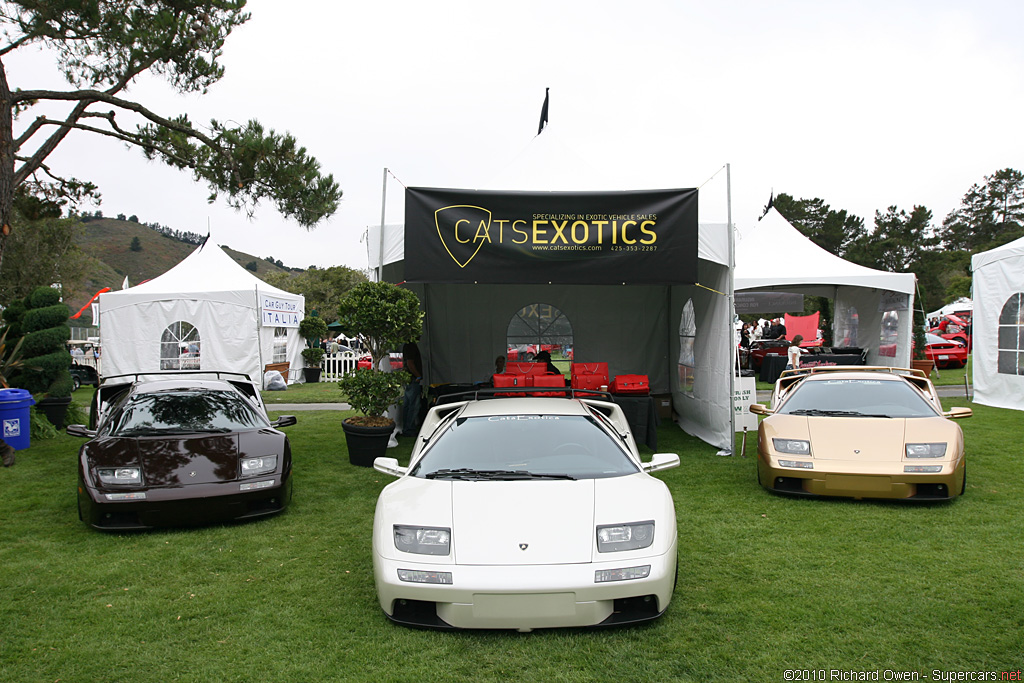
[537,87,549,135]
[759,190,775,221]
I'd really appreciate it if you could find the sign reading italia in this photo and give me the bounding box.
[261,295,302,328]
[404,187,698,285]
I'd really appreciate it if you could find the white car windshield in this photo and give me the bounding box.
[778,379,939,418]
[105,390,270,436]
[410,414,640,480]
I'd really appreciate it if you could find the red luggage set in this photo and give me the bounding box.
[493,362,649,397]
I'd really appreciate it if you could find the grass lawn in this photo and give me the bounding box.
[1,387,1020,682]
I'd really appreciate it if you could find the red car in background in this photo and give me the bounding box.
[928,314,971,351]
[357,353,404,371]
[506,344,561,362]
[922,333,968,369]
[745,338,820,370]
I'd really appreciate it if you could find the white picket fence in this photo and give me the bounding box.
[320,351,361,381]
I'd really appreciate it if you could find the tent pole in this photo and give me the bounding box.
[726,163,736,455]
[378,167,388,282]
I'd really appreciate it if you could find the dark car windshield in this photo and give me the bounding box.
[778,378,939,418]
[105,390,270,436]
[409,414,639,480]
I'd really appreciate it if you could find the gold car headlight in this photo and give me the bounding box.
[905,443,947,458]
[772,438,811,455]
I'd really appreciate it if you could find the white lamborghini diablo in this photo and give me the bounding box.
[371,393,680,631]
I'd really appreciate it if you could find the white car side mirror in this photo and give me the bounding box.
[373,457,408,477]
[642,453,680,472]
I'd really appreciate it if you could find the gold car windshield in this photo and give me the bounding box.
[778,379,939,419]
[410,415,639,480]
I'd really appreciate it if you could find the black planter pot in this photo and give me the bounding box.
[302,366,322,383]
[36,395,73,429]
[342,419,394,467]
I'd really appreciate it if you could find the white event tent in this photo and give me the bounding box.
[367,129,737,451]
[98,241,305,382]
[735,208,917,367]
[971,236,1024,410]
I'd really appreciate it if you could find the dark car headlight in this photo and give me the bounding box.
[597,521,655,553]
[240,455,277,477]
[96,467,141,485]
[394,525,451,555]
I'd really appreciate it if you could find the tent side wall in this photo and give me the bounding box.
[972,249,1024,410]
[670,257,733,450]
[100,289,306,383]
[100,292,264,379]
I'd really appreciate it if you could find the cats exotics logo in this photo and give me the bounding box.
[434,204,659,269]
[435,205,492,268]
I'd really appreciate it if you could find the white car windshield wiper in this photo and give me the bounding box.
[424,468,577,481]
[789,409,892,418]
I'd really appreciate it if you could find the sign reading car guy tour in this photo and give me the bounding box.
[261,295,302,327]
[404,187,698,285]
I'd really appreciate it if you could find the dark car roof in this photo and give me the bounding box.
[127,378,245,395]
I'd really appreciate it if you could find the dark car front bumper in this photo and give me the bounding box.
[78,474,292,530]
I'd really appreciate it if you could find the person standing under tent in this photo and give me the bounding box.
[401,342,423,437]
[786,335,804,370]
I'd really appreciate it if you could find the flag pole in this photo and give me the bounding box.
[727,162,736,454]
[378,167,388,282]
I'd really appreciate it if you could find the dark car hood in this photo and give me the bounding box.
[84,430,282,487]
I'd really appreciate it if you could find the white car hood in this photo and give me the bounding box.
[452,480,595,565]
[376,473,675,565]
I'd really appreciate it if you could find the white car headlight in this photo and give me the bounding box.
[96,467,141,485]
[241,455,277,477]
[773,438,811,455]
[905,443,947,458]
[596,521,655,553]
[394,525,451,555]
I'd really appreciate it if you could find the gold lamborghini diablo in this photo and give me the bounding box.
[750,366,972,501]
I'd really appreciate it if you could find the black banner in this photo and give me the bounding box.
[404,187,698,285]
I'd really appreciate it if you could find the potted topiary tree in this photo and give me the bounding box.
[9,286,74,427]
[298,314,328,383]
[336,281,422,466]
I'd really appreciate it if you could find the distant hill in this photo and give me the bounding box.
[69,218,295,325]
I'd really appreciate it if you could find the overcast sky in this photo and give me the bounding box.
[10,0,1024,272]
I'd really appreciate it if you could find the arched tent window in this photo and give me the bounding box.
[273,328,288,364]
[506,303,573,369]
[161,321,200,370]
[997,293,1024,375]
[678,299,696,394]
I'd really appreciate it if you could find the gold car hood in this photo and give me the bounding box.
[807,419,904,461]
[767,415,961,463]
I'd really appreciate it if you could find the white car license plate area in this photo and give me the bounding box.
[473,592,576,619]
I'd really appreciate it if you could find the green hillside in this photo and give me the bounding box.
[68,218,294,325]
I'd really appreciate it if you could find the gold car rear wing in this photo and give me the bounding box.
[774,365,938,407]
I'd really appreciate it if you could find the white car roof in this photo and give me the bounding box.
[456,397,595,418]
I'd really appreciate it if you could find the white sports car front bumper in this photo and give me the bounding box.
[372,538,677,631]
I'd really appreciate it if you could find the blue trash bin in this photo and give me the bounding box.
[0,388,35,451]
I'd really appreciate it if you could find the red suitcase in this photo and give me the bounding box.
[531,374,567,397]
[506,362,546,376]
[571,362,609,395]
[610,374,650,395]
[493,373,529,396]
